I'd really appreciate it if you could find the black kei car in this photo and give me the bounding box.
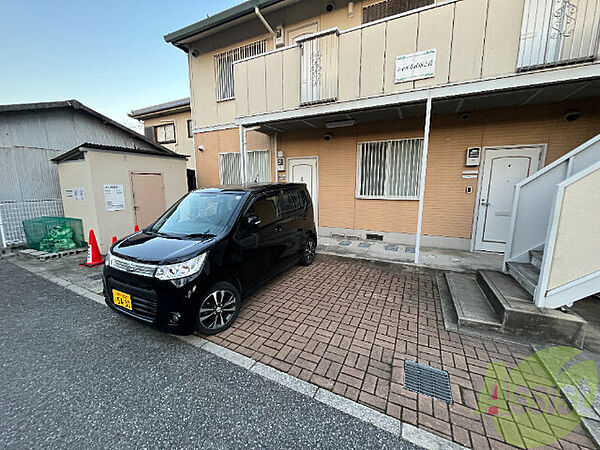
[103,183,316,335]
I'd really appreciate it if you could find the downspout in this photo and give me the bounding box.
[238,125,246,184]
[414,93,433,265]
[273,132,278,183]
[239,125,260,184]
[254,7,276,35]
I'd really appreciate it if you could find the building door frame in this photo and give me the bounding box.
[287,156,319,228]
[130,171,165,229]
[471,144,547,253]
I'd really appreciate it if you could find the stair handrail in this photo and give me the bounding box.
[535,159,600,308]
[504,134,600,270]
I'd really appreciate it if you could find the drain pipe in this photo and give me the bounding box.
[239,125,260,184]
[273,132,279,183]
[254,7,276,35]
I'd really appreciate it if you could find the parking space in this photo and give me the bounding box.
[206,255,596,449]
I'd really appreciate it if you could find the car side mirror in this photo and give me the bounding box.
[246,214,261,228]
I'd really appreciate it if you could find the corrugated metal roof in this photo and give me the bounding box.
[52,143,188,163]
[129,98,190,119]
[164,0,284,44]
[0,99,178,157]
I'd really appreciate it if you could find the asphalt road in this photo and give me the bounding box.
[0,261,422,449]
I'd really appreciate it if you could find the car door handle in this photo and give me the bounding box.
[275,225,282,232]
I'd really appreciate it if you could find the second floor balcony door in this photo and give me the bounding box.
[299,30,339,105]
[518,0,600,70]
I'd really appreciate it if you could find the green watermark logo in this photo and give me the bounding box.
[476,346,598,448]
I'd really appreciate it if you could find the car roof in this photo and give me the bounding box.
[193,183,306,195]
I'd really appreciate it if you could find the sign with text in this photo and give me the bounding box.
[395,49,436,83]
[103,184,125,211]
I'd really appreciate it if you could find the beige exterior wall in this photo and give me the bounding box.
[183,0,586,127]
[142,111,195,170]
[58,151,187,254]
[57,159,99,244]
[194,128,272,187]
[547,166,600,291]
[189,99,600,243]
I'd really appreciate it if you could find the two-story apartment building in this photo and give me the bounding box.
[165,0,600,309]
[130,98,197,190]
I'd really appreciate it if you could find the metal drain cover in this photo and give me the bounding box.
[404,360,453,403]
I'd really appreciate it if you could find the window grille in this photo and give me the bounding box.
[356,138,423,199]
[218,150,270,185]
[362,0,434,24]
[300,31,339,105]
[517,0,600,70]
[215,40,267,101]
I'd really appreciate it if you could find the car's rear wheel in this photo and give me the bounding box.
[301,236,316,266]
[194,282,241,335]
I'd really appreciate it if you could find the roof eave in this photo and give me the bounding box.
[164,0,284,46]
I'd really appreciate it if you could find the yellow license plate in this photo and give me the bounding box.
[112,289,132,311]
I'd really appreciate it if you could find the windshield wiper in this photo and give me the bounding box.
[185,233,216,239]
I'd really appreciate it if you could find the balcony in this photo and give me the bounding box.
[232,0,600,120]
[518,0,600,70]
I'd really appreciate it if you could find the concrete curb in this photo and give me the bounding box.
[15,259,469,450]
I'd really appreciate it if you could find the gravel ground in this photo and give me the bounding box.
[0,261,422,449]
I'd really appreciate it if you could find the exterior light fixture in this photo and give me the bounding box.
[325,119,356,129]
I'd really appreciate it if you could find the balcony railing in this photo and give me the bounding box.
[517,0,600,70]
[298,29,339,105]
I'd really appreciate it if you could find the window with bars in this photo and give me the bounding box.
[187,120,193,138]
[154,123,176,144]
[362,0,434,24]
[356,139,423,199]
[215,40,267,101]
[218,150,271,185]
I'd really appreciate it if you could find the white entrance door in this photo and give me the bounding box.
[474,146,543,252]
[287,157,318,226]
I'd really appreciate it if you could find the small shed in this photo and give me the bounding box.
[53,143,188,254]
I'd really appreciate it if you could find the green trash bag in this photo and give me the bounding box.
[39,225,77,253]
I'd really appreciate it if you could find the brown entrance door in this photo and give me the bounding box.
[131,172,166,228]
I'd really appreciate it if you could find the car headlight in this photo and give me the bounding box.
[155,253,207,280]
[105,249,112,267]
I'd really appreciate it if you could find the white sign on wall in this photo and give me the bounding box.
[395,49,436,84]
[103,184,125,211]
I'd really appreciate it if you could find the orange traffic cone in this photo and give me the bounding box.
[134,225,140,232]
[81,230,104,267]
[112,236,117,244]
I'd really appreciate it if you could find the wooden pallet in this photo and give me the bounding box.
[19,247,87,261]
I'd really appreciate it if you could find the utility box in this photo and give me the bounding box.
[53,143,188,254]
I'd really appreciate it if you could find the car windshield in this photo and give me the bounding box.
[149,191,245,237]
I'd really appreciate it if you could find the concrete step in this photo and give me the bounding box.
[506,262,540,296]
[445,272,502,332]
[477,269,587,348]
[529,249,544,270]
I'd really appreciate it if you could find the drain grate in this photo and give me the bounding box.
[358,243,371,248]
[404,360,453,403]
[338,241,352,246]
[385,245,398,252]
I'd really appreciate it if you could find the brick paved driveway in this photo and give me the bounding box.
[207,256,595,449]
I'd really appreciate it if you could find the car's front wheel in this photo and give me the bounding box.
[194,281,241,335]
[301,236,316,266]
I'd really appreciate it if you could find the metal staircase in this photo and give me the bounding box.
[504,134,600,309]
